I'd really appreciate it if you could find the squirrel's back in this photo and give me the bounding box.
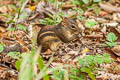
[37,26,62,52]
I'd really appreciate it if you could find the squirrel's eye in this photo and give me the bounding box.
[71,25,76,29]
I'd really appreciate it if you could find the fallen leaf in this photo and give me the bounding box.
[99,3,120,13]
[99,10,108,16]
[62,5,75,10]
[0,26,6,33]
[28,6,36,11]
[84,11,93,17]
[112,45,120,56]
[21,46,29,53]
[81,48,89,54]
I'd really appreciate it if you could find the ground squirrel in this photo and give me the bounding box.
[37,17,81,52]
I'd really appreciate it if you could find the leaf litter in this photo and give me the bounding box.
[0,0,120,80]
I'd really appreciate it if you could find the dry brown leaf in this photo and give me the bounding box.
[99,3,120,13]
[85,34,103,38]
[21,46,29,53]
[28,6,36,11]
[0,5,15,14]
[0,26,6,33]
[62,5,75,10]
[105,48,118,60]
[16,36,27,46]
[84,11,93,17]
[0,0,16,5]
[96,76,109,80]
[80,48,89,54]
[107,62,120,74]
[112,45,120,56]
[99,10,108,17]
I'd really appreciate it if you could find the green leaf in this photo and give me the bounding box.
[18,53,33,80]
[105,42,116,47]
[82,0,89,4]
[8,4,17,10]
[0,14,9,18]
[106,32,117,42]
[93,0,101,2]
[39,19,46,25]
[7,27,16,31]
[86,55,93,62]
[52,69,66,80]
[17,24,27,31]
[70,0,82,5]
[78,58,84,65]
[15,59,21,71]
[94,8,101,16]
[80,67,91,73]
[21,52,28,58]
[88,72,96,80]
[7,52,20,59]
[37,55,44,69]
[85,20,98,28]
[93,56,103,64]
[37,55,50,80]
[80,67,95,80]
[73,8,84,15]
[0,44,4,53]
[6,20,15,24]
[77,16,86,21]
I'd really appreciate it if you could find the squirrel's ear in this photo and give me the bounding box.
[61,17,68,26]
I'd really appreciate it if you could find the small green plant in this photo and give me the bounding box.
[6,20,15,24]
[92,4,101,16]
[7,52,21,59]
[72,8,86,21]
[51,69,68,80]
[70,0,83,6]
[0,43,4,53]
[17,47,70,80]
[7,51,27,71]
[7,27,16,31]
[85,20,98,34]
[104,32,118,47]
[17,24,27,31]
[85,20,98,28]
[7,24,27,32]
[82,0,101,4]
[70,53,113,80]
[70,0,101,6]
[39,12,63,25]
[0,14,9,18]
[7,48,67,80]
[70,67,86,80]
[39,18,55,25]
[70,0,102,16]
[77,16,86,21]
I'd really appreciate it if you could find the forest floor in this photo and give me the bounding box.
[0,0,120,80]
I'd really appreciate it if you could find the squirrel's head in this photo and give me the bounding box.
[56,17,83,42]
[61,17,82,33]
